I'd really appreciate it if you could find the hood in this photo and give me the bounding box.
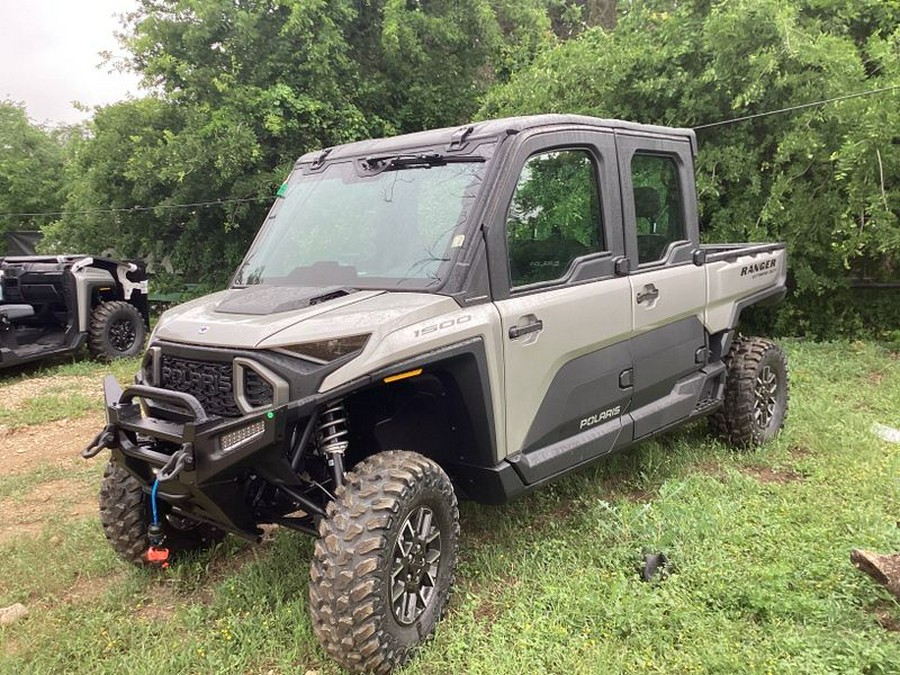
[153,287,385,348]
[153,287,458,350]
[214,285,357,315]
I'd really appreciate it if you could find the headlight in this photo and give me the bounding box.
[280,334,370,363]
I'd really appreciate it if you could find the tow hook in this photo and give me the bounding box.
[81,424,117,459]
[144,444,194,567]
[156,443,194,482]
[145,521,169,568]
[144,477,170,568]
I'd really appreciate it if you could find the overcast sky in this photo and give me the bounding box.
[0,0,143,125]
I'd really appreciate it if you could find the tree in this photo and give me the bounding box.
[0,101,66,238]
[482,0,900,337]
[45,0,560,285]
[48,1,380,284]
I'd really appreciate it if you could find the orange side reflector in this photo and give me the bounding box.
[384,368,423,384]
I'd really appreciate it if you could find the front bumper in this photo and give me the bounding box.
[84,375,295,538]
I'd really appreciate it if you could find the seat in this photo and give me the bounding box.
[0,304,35,321]
[634,186,669,263]
[634,186,661,223]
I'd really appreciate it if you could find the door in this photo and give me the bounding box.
[489,129,634,484]
[615,132,708,439]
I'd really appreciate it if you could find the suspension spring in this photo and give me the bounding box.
[318,401,349,487]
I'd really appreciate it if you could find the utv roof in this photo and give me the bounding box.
[297,114,698,165]
[1,255,92,264]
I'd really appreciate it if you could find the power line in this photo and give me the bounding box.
[0,195,273,220]
[3,85,898,220]
[693,84,900,130]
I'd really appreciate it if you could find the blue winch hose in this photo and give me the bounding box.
[150,477,160,527]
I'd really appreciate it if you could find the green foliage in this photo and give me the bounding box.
[508,150,600,244]
[506,149,602,285]
[45,1,383,283]
[484,0,900,338]
[0,101,67,235]
[42,0,559,286]
[28,0,898,336]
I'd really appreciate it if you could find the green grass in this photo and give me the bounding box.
[0,354,141,383]
[0,462,100,502]
[1,341,898,673]
[0,357,141,428]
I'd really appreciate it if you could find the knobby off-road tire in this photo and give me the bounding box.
[711,336,789,447]
[88,301,146,361]
[309,451,460,675]
[99,462,225,565]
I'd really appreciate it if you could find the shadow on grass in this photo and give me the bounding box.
[129,420,758,633]
[457,420,721,550]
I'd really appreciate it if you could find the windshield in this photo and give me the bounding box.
[233,155,489,290]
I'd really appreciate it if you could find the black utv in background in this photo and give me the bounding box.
[0,256,149,369]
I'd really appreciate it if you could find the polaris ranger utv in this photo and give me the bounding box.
[83,115,789,674]
[0,256,149,369]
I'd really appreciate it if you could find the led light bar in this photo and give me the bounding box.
[220,420,266,452]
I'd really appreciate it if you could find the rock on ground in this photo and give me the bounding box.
[0,603,28,625]
[851,550,900,600]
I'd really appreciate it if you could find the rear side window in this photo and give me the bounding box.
[631,154,686,265]
[505,149,604,287]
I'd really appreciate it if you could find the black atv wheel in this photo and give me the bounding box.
[99,462,225,565]
[309,451,459,675]
[711,336,789,447]
[88,301,145,361]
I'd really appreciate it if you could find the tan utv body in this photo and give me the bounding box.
[84,115,789,674]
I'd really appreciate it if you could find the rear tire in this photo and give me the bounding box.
[99,462,225,565]
[309,451,459,674]
[88,301,145,361]
[711,336,789,447]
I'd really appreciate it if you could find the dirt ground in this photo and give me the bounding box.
[0,414,104,543]
[0,375,99,414]
[0,414,103,475]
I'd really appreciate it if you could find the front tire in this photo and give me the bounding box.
[309,451,459,674]
[99,462,225,565]
[88,301,146,361]
[711,336,789,447]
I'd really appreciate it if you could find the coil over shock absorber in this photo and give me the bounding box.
[318,401,349,487]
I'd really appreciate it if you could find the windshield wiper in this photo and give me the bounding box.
[362,153,486,172]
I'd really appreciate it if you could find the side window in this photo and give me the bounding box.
[506,149,604,287]
[631,153,686,265]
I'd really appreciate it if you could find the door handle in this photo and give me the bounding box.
[508,319,543,340]
[636,284,659,304]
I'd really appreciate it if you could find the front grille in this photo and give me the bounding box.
[160,355,241,418]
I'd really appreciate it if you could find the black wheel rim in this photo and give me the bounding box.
[754,364,778,429]
[108,318,136,352]
[391,505,442,626]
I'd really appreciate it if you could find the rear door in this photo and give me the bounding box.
[488,129,634,484]
[615,132,708,439]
